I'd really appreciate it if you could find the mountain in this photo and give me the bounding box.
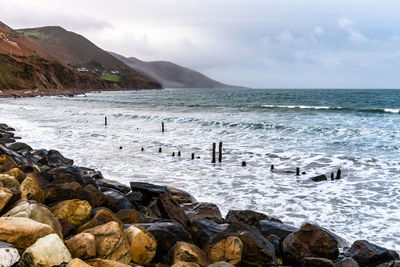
[110,52,241,89]
[0,21,114,95]
[16,26,161,90]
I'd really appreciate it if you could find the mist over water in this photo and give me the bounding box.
[1,88,399,250]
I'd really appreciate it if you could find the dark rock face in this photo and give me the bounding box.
[282,223,339,266]
[139,221,192,263]
[226,222,276,267]
[226,210,282,225]
[182,202,223,223]
[167,186,197,204]
[188,219,228,249]
[335,257,360,267]
[157,193,188,226]
[312,174,328,182]
[77,184,118,211]
[303,257,335,267]
[130,182,169,197]
[344,240,399,267]
[46,166,84,184]
[256,220,298,241]
[377,260,400,267]
[103,189,134,210]
[96,179,130,195]
[6,142,32,153]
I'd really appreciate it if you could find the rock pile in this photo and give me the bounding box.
[0,123,398,267]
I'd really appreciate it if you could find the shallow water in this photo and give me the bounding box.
[1,88,399,249]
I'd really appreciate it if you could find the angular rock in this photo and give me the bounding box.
[66,258,91,267]
[206,235,243,265]
[207,262,235,267]
[282,223,339,266]
[116,209,140,224]
[47,166,85,184]
[158,193,188,225]
[44,182,82,204]
[139,221,192,262]
[65,233,96,260]
[172,241,209,267]
[50,199,92,226]
[20,175,45,203]
[45,149,74,167]
[97,179,130,194]
[167,186,197,204]
[188,219,228,249]
[226,222,276,267]
[102,189,133,210]
[19,233,72,267]
[0,155,17,172]
[124,225,157,265]
[0,217,55,253]
[130,181,169,196]
[86,258,131,267]
[335,257,360,267]
[0,187,12,212]
[82,221,131,264]
[78,184,117,211]
[6,142,32,154]
[0,241,20,267]
[377,260,400,267]
[226,210,282,225]
[303,257,335,267]
[182,202,223,223]
[344,240,399,267]
[0,174,20,188]
[312,174,328,182]
[78,209,123,232]
[3,200,63,238]
[256,220,298,240]
[172,262,201,267]
[3,168,26,183]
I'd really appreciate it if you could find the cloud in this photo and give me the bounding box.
[338,18,367,44]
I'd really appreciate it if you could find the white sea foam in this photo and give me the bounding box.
[262,104,333,110]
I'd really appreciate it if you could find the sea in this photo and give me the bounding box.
[1,88,399,250]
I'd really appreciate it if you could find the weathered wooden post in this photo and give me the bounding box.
[271,165,274,171]
[172,152,175,157]
[218,142,223,162]
[162,122,165,133]
[178,151,181,157]
[212,143,216,163]
[159,148,162,153]
[191,153,195,160]
[242,161,247,166]
[105,116,107,126]
[336,169,341,179]
[141,147,144,151]
[296,167,300,176]
[331,172,334,180]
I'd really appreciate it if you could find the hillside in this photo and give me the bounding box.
[110,52,241,89]
[17,26,161,89]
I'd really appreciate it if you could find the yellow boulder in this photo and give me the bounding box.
[123,225,157,265]
[50,199,91,225]
[20,176,45,203]
[206,236,243,265]
[172,242,209,267]
[3,168,26,183]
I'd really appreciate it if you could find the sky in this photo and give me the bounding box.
[2,0,400,88]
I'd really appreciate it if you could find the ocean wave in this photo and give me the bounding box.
[262,105,399,114]
[262,105,337,110]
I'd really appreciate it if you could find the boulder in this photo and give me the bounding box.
[207,262,235,267]
[78,209,123,232]
[45,149,74,167]
[0,217,55,253]
[0,174,20,188]
[312,174,328,182]
[124,225,157,265]
[172,262,201,267]
[82,221,131,264]
[167,186,197,204]
[172,241,209,267]
[139,221,192,262]
[226,222,276,267]
[256,220,298,240]
[157,193,188,225]
[226,210,282,225]
[86,258,131,267]
[0,187,12,212]
[50,199,92,226]
[3,168,26,183]
[206,235,243,265]
[188,219,228,248]
[344,240,399,267]
[0,155,17,172]
[182,202,223,223]
[20,175,45,203]
[97,179,130,194]
[61,219,76,238]
[6,142,32,154]
[116,209,140,224]
[65,233,96,260]
[377,260,400,267]
[47,166,85,184]
[102,189,133,210]
[3,200,63,238]
[303,257,335,267]
[0,241,20,267]
[335,257,360,267]
[130,181,169,197]
[19,233,72,267]
[66,258,91,267]
[282,223,339,266]
[77,184,117,211]
[44,182,82,204]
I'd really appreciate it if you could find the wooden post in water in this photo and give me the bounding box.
[141,147,144,151]
[172,152,175,157]
[178,151,181,157]
[296,167,300,176]
[159,148,162,153]
[105,116,107,126]
[336,169,341,180]
[331,172,334,180]
[191,153,195,160]
[162,122,165,133]
[271,165,274,171]
[242,161,247,167]
[218,142,223,162]
[212,143,216,163]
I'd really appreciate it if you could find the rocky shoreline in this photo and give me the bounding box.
[0,122,399,267]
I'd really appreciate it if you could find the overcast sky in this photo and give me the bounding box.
[2,0,400,88]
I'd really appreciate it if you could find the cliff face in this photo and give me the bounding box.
[0,21,161,94]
